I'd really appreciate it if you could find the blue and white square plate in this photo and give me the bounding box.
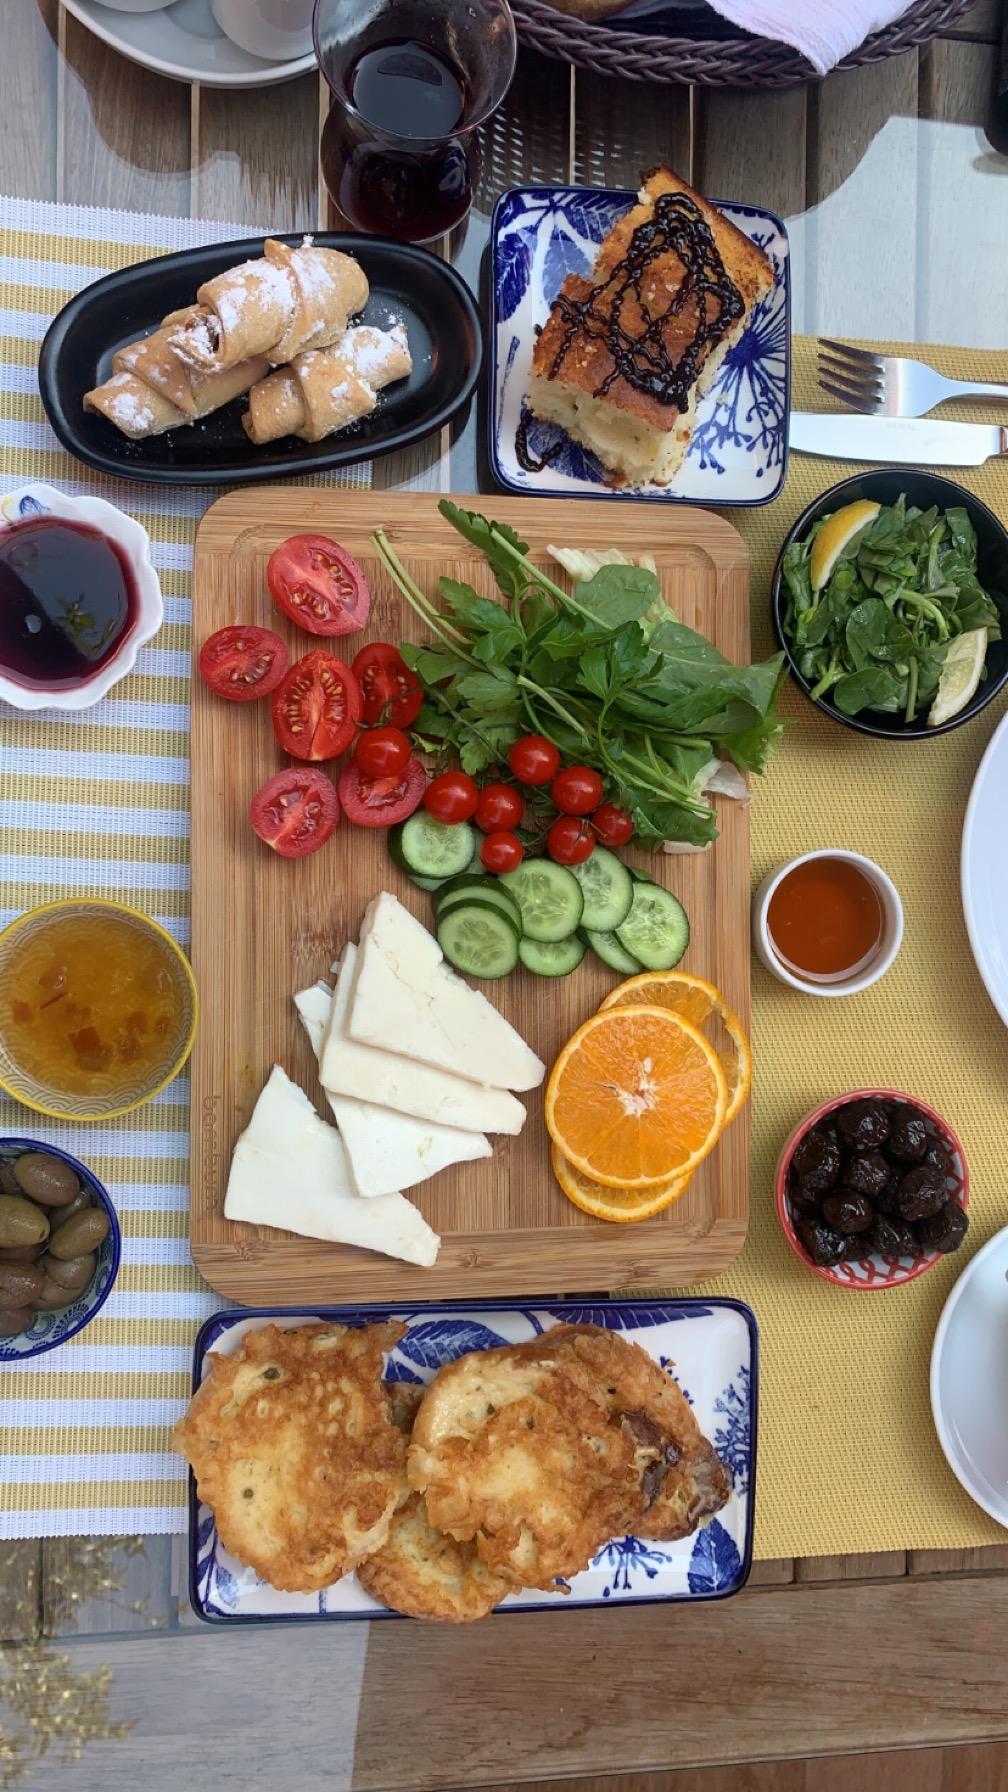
[490,184,790,506]
[189,1297,757,1623]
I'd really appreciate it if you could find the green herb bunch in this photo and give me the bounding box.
[372,501,785,848]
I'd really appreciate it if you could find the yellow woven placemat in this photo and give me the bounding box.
[704,336,1008,1560]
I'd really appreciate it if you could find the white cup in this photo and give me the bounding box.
[752,848,904,998]
[210,0,315,60]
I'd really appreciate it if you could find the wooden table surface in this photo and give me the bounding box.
[3,3,1008,1788]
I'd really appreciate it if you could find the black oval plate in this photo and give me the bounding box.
[38,233,483,487]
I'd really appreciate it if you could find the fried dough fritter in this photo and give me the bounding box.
[407,1332,666,1590]
[534,1325,731,1542]
[173,1321,406,1594]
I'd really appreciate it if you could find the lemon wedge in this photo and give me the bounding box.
[809,499,881,592]
[928,627,988,728]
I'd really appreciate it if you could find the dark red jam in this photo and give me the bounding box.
[0,517,137,690]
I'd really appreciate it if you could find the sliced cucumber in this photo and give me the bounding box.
[437,903,520,980]
[436,872,521,928]
[436,886,522,937]
[409,872,448,893]
[519,934,585,977]
[583,927,644,975]
[499,860,584,943]
[569,845,633,932]
[390,812,475,880]
[615,883,690,972]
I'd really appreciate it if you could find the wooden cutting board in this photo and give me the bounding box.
[189,490,752,1304]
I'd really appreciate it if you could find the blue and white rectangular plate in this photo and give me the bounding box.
[490,184,790,506]
[189,1297,757,1623]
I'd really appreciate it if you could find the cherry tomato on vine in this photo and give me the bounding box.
[423,770,479,825]
[480,831,524,874]
[547,815,595,866]
[590,802,634,846]
[474,782,524,833]
[353,725,411,779]
[508,734,560,787]
[551,764,604,816]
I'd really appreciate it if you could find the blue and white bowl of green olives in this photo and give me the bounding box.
[0,1140,120,1357]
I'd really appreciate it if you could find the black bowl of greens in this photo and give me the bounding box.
[772,471,1008,739]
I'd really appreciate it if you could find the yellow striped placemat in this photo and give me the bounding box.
[0,194,369,1537]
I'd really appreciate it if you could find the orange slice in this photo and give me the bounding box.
[599,970,752,1127]
[545,1004,728,1189]
[551,1143,691,1224]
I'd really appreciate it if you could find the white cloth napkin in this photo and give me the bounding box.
[615,0,911,76]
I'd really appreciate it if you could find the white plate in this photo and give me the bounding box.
[931,1224,1008,1529]
[62,0,317,87]
[961,707,1008,1029]
[189,1297,757,1622]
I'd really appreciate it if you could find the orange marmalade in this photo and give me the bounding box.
[4,911,187,1098]
[767,857,883,983]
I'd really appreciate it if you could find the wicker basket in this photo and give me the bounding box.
[512,0,979,86]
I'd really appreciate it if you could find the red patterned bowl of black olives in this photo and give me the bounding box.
[775,1091,968,1289]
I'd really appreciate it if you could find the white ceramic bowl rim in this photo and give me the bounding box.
[930,1221,1008,1529]
[60,0,318,87]
[0,482,163,711]
[752,847,904,998]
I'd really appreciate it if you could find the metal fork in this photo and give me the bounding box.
[817,339,1008,419]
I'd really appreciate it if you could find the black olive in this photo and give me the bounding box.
[821,1190,874,1234]
[791,1125,841,1192]
[836,1100,890,1151]
[867,1216,917,1258]
[885,1104,929,1163]
[796,1219,846,1267]
[789,1182,823,1222]
[895,1165,947,1222]
[845,1151,891,1200]
[915,1201,969,1254]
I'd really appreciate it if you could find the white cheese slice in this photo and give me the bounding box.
[223,1065,439,1267]
[319,944,526,1135]
[295,980,492,1197]
[347,891,545,1092]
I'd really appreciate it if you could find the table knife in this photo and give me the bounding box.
[789,412,1008,467]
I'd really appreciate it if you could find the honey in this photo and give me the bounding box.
[767,856,883,983]
[4,910,189,1099]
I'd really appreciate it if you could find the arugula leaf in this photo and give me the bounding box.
[833,666,905,715]
[439,501,530,601]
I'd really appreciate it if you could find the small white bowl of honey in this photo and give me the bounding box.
[0,899,198,1120]
[752,849,903,998]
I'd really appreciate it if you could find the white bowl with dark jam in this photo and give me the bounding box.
[0,482,163,710]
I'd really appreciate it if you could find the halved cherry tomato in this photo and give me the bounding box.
[337,756,426,828]
[551,765,604,816]
[271,650,361,762]
[474,782,524,833]
[508,734,560,786]
[423,770,479,824]
[480,831,524,873]
[353,725,411,778]
[547,815,595,866]
[249,768,340,859]
[590,802,634,846]
[198,625,289,702]
[352,642,423,728]
[267,534,370,637]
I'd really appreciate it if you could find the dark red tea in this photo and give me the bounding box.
[0,517,137,690]
[320,36,475,241]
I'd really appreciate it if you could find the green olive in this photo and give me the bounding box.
[13,1151,80,1207]
[0,1243,44,1264]
[0,1196,50,1249]
[40,1251,95,1294]
[49,1190,90,1231]
[0,1163,19,1196]
[0,1307,31,1337]
[0,1264,44,1305]
[32,1275,71,1313]
[47,1208,109,1260]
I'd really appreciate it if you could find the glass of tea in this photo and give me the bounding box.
[313,0,517,242]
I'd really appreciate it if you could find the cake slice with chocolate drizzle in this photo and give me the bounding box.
[524,167,774,488]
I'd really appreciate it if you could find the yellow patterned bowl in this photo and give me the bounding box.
[0,899,198,1120]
